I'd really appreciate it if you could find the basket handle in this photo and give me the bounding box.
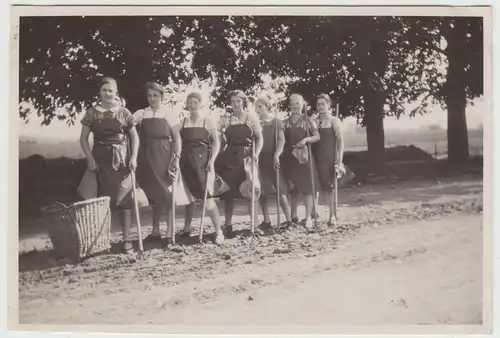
[41,202,68,212]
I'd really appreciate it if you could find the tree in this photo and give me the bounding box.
[219,16,442,170]
[402,17,483,164]
[19,16,207,124]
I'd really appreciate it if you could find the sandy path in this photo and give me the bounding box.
[160,215,482,326]
[17,177,484,330]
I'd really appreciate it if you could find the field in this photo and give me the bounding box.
[19,127,483,160]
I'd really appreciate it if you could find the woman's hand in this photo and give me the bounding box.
[129,154,138,172]
[87,157,99,172]
[169,157,180,179]
[273,154,280,169]
[295,138,308,148]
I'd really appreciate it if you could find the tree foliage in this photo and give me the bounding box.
[19,15,483,164]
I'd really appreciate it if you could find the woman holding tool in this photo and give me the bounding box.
[179,92,226,245]
[281,93,321,229]
[313,94,346,226]
[80,76,139,253]
[133,81,192,248]
[254,95,292,230]
[215,90,263,237]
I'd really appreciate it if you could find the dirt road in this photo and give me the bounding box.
[17,177,485,332]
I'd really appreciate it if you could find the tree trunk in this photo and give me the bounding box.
[363,89,386,173]
[445,20,470,164]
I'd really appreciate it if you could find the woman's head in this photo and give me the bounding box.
[289,93,306,115]
[316,93,332,114]
[98,77,118,104]
[186,92,203,113]
[228,90,247,114]
[145,81,164,107]
[254,95,273,120]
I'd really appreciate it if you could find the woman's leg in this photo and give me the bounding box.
[279,193,292,222]
[206,198,224,244]
[183,202,194,233]
[303,194,314,228]
[259,195,271,224]
[290,191,300,222]
[246,198,260,228]
[151,206,161,236]
[118,209,132,251]
[327,190,338,225]
[224,197,234,226]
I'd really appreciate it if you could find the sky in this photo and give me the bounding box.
[18,96,485,142]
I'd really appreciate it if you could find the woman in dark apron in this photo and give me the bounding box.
[281,93,321,229]
[80,77,139,253]
[215,90,263,236]
[254,95,292,230]
[179,92,225,245]
[134,82,191,247]
[313,94,346,226]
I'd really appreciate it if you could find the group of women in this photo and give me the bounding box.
[80,77,344,253]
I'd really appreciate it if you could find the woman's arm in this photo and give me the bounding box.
[80,125,94,161]
[275,127,285,157]
[306,129,321,144]
[331,117,344,164]
[297,118,320,146]
[128,126,140,170]
[249,113,263,157]
[171,124,182,165]
[306,118,320,144]
[254,129,263,158]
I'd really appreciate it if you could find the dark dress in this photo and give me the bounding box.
[282,114,321,195]
[135,108,174,206]
[81,105,136,210]
[312,116,338,192]
[259,118,289,196]
[215,115,254,199]
[180,117,225,200]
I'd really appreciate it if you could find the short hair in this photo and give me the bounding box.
[144,81,165,98]
[317,93,332,106]
[227,89,248,108]
[187,91,202,103]
[289,93,307,115]
[255,95,273,110]
[99,76,118,91]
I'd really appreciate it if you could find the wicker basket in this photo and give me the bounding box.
[43,196,112,263]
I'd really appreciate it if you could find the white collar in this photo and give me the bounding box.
[95,105,120,113]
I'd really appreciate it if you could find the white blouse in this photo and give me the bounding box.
[133,106,181,127]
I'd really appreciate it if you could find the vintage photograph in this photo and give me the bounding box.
[12,5,491,334]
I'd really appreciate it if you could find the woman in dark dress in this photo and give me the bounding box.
[215,90,263,236]
[134,82,192,246]
[254,95,292,229]
[79,77,139,253]
[179,92,225,245]
[313,94,345,226]
[281,93,321,229]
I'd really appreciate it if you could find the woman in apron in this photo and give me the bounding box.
[179,92,225,245]
[313,94,345,226]
[254,95,292,230]
[134,81,192,247]
[281,93,321,229]
[80,77,139,253]
[215,90,263,236]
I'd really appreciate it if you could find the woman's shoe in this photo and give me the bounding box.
[123,241,133,253]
